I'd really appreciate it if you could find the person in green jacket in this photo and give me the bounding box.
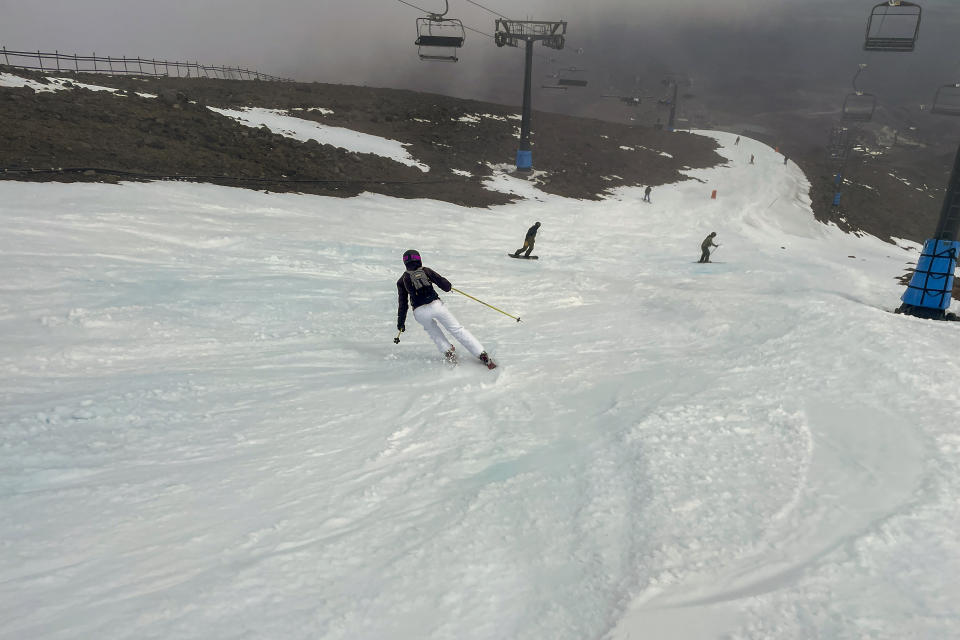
[699,232,719,263]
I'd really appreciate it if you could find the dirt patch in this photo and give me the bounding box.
[0,66,723,207]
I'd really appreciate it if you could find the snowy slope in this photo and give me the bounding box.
[2,132,960,640]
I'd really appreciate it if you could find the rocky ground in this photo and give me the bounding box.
[0,66,722,208]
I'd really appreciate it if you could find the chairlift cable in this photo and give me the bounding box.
[395,0,494,38]
[462,0,510,19]
[463,24,495,39]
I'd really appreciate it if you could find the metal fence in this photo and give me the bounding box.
[0,47,293,82]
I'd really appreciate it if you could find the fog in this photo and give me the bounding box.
[2,0,959,117]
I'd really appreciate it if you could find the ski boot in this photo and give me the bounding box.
[478,351,497,370]
[444,346,458,364]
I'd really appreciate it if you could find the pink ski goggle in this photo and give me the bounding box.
[403,254,421,263]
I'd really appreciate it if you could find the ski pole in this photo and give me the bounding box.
[393,330,403,344]
[451,287,521,322]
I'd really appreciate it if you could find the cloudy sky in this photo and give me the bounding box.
[2,1,958,113]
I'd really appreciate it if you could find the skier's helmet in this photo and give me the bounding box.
[535,221,541,227]
[709,231,716,236]
[402,249,422,270]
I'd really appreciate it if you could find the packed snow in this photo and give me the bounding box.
[208,106,429,172]
[2,131,960,640]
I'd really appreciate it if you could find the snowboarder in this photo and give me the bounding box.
[699,232,719,263]
[512,222,541,258]
[396,250,495,368]
[643,186,652,203]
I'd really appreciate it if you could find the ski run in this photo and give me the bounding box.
[2,130,960,639]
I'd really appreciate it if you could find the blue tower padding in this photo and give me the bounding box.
[900,239,960,311]
[516,150,532,171]
[834,173,843,185]
[833,192,842,206]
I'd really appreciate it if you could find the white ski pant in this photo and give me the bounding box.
[413,300,484,357]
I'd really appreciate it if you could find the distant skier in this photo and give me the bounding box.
[512,221,541,258]
[734,136,740,145]
[699,232,719,263]
[749,154,755,165]
[643,186,652,203]
[783,156,789,166]
[396,249,495,368]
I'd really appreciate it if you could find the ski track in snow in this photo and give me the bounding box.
[1,132,959,640]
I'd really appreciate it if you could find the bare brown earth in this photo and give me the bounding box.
[0,66,723,208]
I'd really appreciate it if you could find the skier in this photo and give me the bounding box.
[396,249,495,368]
[699,232,719,263]
[749,154,755,165]
[783,155,789,166]
[734,136,740,145]
[512,221,541,258]
[643,186,652,203]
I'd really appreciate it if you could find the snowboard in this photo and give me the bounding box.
[508,254,539,260]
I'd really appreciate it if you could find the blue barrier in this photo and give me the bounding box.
[901,239,960,311]
[833,192,842,206]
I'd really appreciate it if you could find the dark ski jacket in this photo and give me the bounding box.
[701,235,718,251]
[397,267,451,326]
[525,224,540,240]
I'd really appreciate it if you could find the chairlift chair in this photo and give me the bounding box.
[557,67,588,88]
[864,1,921,52]
[602,94,643,107]
[842,92,877,122]
[931,83,960,116]
[415,1,465,62]
[842,64,876,122]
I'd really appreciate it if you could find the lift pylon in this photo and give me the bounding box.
[495,19,568,172]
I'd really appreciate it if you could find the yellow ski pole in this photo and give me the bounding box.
[451,288,521,322]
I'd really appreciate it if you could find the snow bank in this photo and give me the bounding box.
[208,107,430,172]
[0,71,156,97]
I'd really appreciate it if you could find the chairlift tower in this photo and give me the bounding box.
[495,19,568,172]
[659,76,687,131]
[868,1,960,319]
